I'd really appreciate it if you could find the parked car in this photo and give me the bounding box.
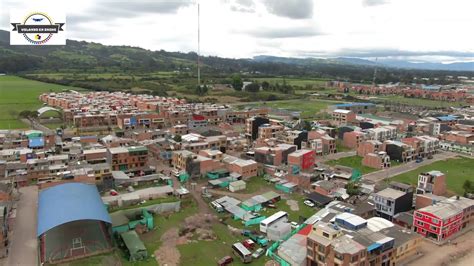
[304,200,315,207]
[217,256,233,266]
[242,229,253,236]
[109,189,119,196]
[252,248,265,259]
[266,203,276,208]
[242,239,256,250]
[416,157,423,163]
[427,154,433,159]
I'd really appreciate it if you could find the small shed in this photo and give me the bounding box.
[275,181,297,193]
[229,180,246,192]
[120,230,148,261]
[206,169,229,180]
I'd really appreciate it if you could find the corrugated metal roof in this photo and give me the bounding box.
[37,183,111,236]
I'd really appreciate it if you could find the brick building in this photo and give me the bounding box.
[287,149,316,171]
[413,196,474,242]
[106,146,148,171]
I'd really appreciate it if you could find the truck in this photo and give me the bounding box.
[242,230,269,247]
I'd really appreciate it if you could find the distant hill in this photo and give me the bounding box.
[378,59,474,72]
[0,30,472,83]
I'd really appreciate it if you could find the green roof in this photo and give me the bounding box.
[121,230,146,254]
[127,146,148,153]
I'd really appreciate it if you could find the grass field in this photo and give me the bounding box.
[374,95,466,108]
[252,77,328,87]
[389,157,474,195]
[239,99,341,118]
[326,155,377,175]
[0,75,82,129]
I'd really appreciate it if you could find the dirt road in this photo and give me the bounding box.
[408,230,474,266]
[6,186,38,266]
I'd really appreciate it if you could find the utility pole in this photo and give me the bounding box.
[197,3,201,87]
[372,57,378,88]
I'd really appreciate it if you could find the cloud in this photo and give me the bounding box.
[236,25,322,38]
[363,0,390,7]
[262,0,313,19]
[69,0,194,25]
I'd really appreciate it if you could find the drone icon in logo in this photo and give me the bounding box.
[11,12,65,45]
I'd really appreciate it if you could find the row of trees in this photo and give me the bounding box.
[230,74,295,94]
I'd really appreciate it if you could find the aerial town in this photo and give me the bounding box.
[1,1,473,266]
[0,80,473,266]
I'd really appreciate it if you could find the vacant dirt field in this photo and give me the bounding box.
[408,230,474,266]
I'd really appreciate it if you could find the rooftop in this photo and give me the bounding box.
[376,188,406,199]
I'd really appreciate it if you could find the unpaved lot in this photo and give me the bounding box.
[154,214,218,266]
[408,230,474,266]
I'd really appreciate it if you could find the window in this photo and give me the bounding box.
[432,218,439,224]
[318,245,325,253]
[352,255,359,262]
[335,252,343,260]
[318,254,325,261]
[322,232,329,238]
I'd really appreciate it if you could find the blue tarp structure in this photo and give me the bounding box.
[28,137,44,148]
[37,183,111,236]
[367,243,381,252]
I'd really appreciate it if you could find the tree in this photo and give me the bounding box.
[231,74,243,91]
[302,120,312,131]
[173,134,182,142]
[346,182,360,196]
[195,84,208,96]
[245,82,260,93]
[463,180,474,194]
[261,81,270,90]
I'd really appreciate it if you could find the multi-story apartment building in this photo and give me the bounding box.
[417,170,446,195]
[413,196,474,242]
[384,140,414,163]
[106,146,148,171]
[362,152,390,169]
[332,109,356,126]
[258,123,284,139]
[308,130,336,155]
[366,126,397,142]
[222,155,258,179]
[287,149,316,171]
[254,144,297,166]
[180,133,227,154]
[308,139,323,155]
[343,131,365,149]
[357,140,383,157]
[374,188,413,221]
[245,116,270,141]
[171,150,220,178]
[442,131,474,145]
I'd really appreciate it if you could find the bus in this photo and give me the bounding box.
[210,201,224,212]
[260,211,288,233]
[232,242,252,263]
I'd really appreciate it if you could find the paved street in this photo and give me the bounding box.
[6,186,38,266]
[362,151,458,183]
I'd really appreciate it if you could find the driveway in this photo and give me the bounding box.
[362,151,458,183]
[6,186,38,266]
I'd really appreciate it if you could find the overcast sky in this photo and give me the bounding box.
[1,0,473,63]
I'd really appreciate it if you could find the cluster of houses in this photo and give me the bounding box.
[2,88,474,265]
[330,81,474,104]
